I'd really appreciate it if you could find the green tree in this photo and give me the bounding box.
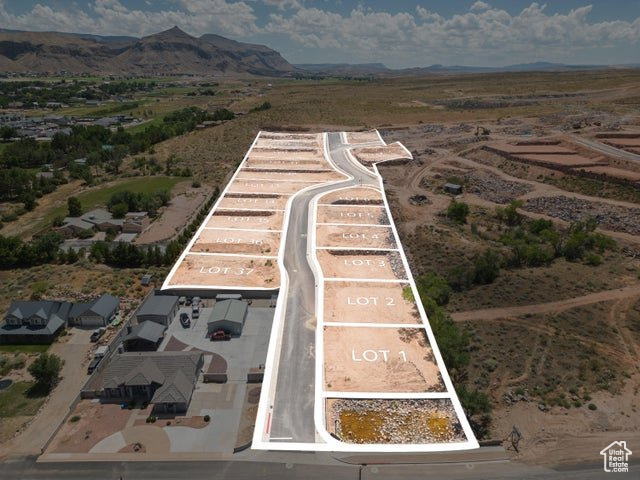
[473,249,500,285]
[28,353,63,392]
[415,272,452,306]
[446,200,469,224]
[67,196,82,217]
[111,202,128,219]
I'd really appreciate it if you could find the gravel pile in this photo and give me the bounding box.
[524,196,640,235]
[331,399,466,444]
[464,171,533,204]
[387,252,406,279]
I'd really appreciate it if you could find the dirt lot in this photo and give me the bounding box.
[218,194,289,211]
[317,251,406,280]
[236,169,343,182]
[205,211,284,230]
[167,254,279,288]
[316,225,396,249]
[319,186,384,204]
[228,179,317,195]
[192,229,280,256]
[245,159,325,169]
[47,401,131,453]
[351,143,412,166]
[317,205,388,225]
[135,188,209,245]
[344,131,383,145]
[323,326,444,392]
[519,153,600,166]
[323,281,419,324]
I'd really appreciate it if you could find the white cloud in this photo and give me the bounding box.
[470,1,491,11]
[266,2,640,65]
[0,1,638,66]
[0,0,259,37]
[259,0,302,10]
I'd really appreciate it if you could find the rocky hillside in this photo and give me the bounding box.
[0,27,297,76]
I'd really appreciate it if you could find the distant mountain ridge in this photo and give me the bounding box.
[295,61,640,76]
[0,26,297,76]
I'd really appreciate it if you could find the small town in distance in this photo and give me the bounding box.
[0,2,639,479]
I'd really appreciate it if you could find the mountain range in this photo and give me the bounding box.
[0,27,296,76]
[0,27,637,77]
[294,61,640,76]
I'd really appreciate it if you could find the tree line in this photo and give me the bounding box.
[0,186,219,270]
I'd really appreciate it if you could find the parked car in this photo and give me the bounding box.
[211,329,230,341]
[192,296,201,306]
[178,296,187,305]
[90,327,106,343]
[87,357,102,374]
[180,312,191,328]
[192,308,200,319]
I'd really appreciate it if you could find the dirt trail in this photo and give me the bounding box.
[452,284,640,322]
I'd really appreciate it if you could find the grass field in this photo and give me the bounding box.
[0,381,46,418]
[41,176,186,227]
[0,345,49,354]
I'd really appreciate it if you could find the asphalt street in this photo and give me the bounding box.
[268,133,379,443]
[0,454,611,480]
[570,134,640,163]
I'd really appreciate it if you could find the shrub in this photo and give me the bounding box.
[588,403,597,410]
[70,415,81,423]
[585,253,602,266]
[204,414,210,422]
[191,180,201,188]
[473,249,500,285]
[446,200,469,224]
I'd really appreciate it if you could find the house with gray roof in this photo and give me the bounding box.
[123,321,165,352]
[136,294,179,327]
[207,299,248,336]
[58,208,125,238]
[0,300,71,344]
[98,351,203,414]
[68,294,119,327]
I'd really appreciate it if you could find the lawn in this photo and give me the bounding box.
[0,381,46,417]
[42,175,187,228]
[0,344,49,354]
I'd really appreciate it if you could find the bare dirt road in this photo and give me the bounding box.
[451,284,640,322]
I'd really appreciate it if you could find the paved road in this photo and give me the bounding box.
[0,454,613,480]
[570,134,640,163]
[268,134,379,443]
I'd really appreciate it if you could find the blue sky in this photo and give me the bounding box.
[1,1,639,68]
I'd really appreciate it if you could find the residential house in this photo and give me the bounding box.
[123,212,149,234]
[0,300,71,344]
[58,208,125,238]
[99,352,203,413]
[68,294,119,327]
[123,321,165,352]
[136,295,179,327]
